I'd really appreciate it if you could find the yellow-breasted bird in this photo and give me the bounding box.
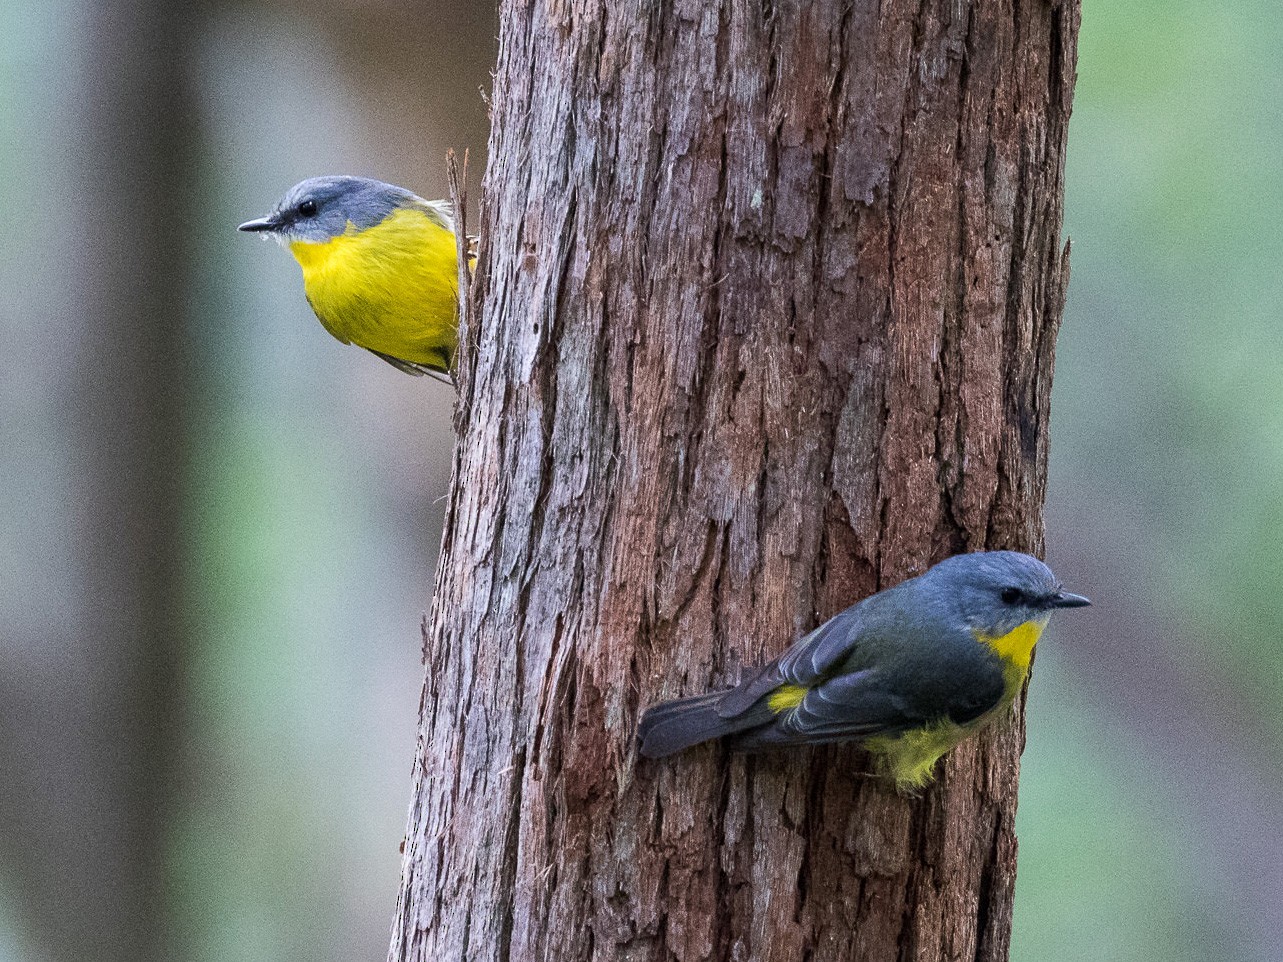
[239,176,460,379]
[638,551,1089,790]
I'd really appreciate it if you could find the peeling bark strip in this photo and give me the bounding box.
[391,2,1079,960]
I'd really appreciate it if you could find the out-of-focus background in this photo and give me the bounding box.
[2,2,493,960]
[0,1,1278,960]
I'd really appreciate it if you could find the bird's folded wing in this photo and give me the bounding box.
[715,608,866,718]
[714,661,786,718]
[366,349,454,383]
[777,608,868,681]
[776,669,921,740]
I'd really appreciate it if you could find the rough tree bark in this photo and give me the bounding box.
[391,1,1079,960]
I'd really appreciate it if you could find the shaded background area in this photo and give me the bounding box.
[0,1,1278,960]
[2,1,492,960]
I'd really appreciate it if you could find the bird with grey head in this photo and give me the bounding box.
[239,175,461,379]
[637,550,1090,790]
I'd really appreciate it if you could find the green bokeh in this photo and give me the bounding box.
[1015,1,1283,959]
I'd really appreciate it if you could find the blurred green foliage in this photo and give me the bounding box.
[1016,2,1283,960]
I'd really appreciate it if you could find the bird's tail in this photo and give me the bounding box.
[637,690,773,758]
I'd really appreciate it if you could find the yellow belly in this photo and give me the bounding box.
[288,207,459,372]
[864,720,980,791]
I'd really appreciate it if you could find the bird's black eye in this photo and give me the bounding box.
[298,199,318,217]
[1000,587,1023,605]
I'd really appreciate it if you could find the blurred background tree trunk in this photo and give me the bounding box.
[0,2,195,960]
[391,1,1079,959]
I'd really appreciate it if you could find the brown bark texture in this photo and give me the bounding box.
[390,1,1079,960]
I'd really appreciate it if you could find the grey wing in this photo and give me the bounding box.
[367,349,455,384]
[777,669,921,740]
[715,607,867,719]
[777,607,868,682]
[733,669,924,748]
[776,644,1008,743]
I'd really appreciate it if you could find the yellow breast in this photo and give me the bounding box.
[288,207,459,371]
[975,617,1049,673]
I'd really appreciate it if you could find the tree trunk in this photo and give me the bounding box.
[390,1,1079,959]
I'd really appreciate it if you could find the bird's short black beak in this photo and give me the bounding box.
[237,215,280,233]
[1047,591,1091,609]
